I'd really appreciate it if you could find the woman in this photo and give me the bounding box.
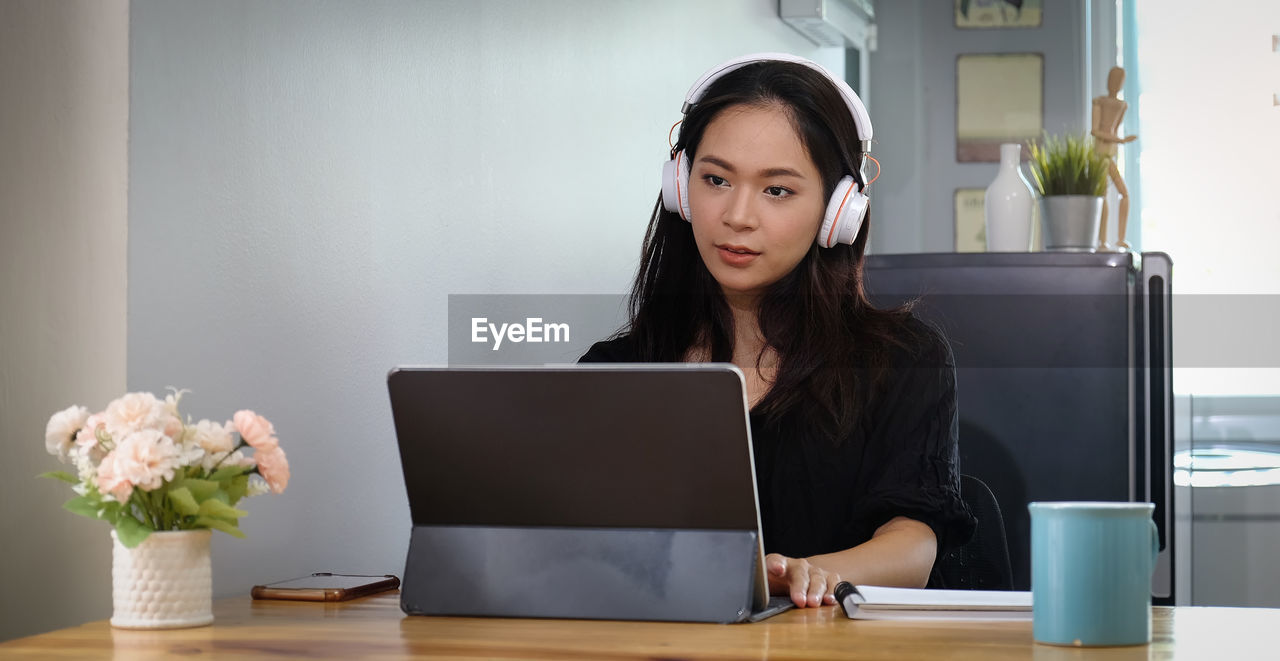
[580,54,975,608]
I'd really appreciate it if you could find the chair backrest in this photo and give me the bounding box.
[937,474,1014,590]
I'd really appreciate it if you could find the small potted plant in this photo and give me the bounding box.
[1026,133,1110,252]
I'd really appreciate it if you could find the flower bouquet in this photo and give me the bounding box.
[40,389,290,628]
[42,389,289,546]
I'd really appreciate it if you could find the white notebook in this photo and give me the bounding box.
[836,583,1032,621]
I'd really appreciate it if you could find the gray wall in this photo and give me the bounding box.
[868,0,1087,254]
[127,0,840,599]
[0,0,128,641]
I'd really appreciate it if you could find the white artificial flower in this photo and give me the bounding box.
[103,392,166,441]
[200,449,227,473]
[190,419,235,456]
[246,474,270,497]
[228,450,255,468]
[162,388,189,417]
[177,438,205,470]
[200,448,253,473]
[69,444,99,483]
[45,405,90,461]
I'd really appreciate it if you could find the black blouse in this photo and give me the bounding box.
[578,321,976,583]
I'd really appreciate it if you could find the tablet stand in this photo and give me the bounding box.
[401,525,761,623]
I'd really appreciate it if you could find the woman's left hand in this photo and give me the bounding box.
[764,553,841,608]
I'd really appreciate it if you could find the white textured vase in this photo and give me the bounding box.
[984,143,1036,251]
[110,529,214,629]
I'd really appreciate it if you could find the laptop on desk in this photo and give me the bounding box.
[386,364,794,623]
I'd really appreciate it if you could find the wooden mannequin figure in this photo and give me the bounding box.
[1091,66,1138,251]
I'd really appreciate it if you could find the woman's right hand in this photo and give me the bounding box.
[765,553,841,608]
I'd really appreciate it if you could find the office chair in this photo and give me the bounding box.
[937,474,1014,590]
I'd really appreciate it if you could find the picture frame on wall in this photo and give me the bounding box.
[954,188,987,252]
[956,53,1043,162]
[955,0,1042,29]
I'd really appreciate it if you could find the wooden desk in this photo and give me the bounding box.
[3,591,1276,659]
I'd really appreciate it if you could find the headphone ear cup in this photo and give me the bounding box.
[817,175,869,248]
[660,151,693,221]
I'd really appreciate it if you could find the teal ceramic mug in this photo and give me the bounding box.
[1029,502,1159,647]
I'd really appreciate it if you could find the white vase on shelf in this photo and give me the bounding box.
[984,143,1035,252]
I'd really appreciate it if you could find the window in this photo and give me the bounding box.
[1130,0,1280,395]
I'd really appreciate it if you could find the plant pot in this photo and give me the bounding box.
[1039,195,1103,252]
[110,529,213,629]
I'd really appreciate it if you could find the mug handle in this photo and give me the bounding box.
[1148,519,1160,570]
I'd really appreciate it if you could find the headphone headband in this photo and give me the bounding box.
[680,52,873,154]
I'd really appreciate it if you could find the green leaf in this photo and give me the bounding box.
[167,487,200,516]
[38,471,79,484]
[62,496,100,520]
[194,516,246,538]
[197,498,247,520]
[100,501,123,525]
[225,475,249,505]
[1027,131,1110,197]
[176,478,219,501]
[208,464,251,482]
[114,515,153,548]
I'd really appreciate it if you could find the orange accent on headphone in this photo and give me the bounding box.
[670,149,691,216]
[674,150,685,218]
[865,155,882,188]
[668,120,683,151]
[827,181,857,246]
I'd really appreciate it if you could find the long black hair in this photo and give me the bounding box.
[624,60,928,442]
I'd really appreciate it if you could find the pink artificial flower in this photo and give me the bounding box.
[255,446,290,494]
[233,410,278,450]
[74,413,106,450]
[163,414,184,440]
[111,428,182,491]
[96,452,134,503]
[70,412,109,468]
[103,392,165,441]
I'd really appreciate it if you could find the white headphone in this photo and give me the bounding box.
[660,53,874,249]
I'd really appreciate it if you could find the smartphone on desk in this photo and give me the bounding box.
[251,573,400,602]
